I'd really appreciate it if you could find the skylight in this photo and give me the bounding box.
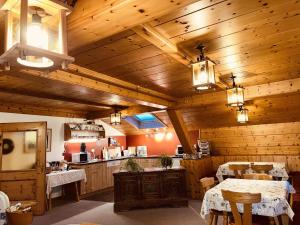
[124,113,166,129]
[135,113,156,122]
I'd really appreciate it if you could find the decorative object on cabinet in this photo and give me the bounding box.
[160,155,173,169]
[197,139,211,156]
[2,138,14,155]
[64,123,105,141]
[46,129,52,152]
[192,44,216,91]
[124,158,143,172]
[0,0,74,70]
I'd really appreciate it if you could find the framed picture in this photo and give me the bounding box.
[24,131,37,153]
[46,129,52,152]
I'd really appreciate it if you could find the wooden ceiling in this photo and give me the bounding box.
[0,0,299,134]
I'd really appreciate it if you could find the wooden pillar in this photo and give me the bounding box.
[167,109,194,154]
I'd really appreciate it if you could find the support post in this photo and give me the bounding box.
[167,109,194,154]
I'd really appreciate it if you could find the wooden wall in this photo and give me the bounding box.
[200,122,300,156]
[198,122,300,172]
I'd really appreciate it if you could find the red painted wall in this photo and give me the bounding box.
[126,130,199,156]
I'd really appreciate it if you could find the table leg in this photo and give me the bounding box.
[273,216,280,225]
[74,181,80,202]
[48,189,52,210]
[281,214,289,225]
[223,212,228,225]
[208,212,214,225]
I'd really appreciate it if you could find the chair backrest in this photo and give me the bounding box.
[251,164,273,173]
[221,190,261,225]
[200,177,215,193]
[243,173,273,180]
[228,164,250,179]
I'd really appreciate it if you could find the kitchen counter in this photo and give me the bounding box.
[68,155,182,165]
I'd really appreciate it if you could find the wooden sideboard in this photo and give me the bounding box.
[113,168,188,212]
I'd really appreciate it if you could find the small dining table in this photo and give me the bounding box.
[200,178,295,225]
[46,169,87,210]
[216,161,289,182]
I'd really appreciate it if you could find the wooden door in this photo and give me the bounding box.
[0,122,46,215]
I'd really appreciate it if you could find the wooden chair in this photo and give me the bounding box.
[228,164,250,179]
[200,177,231,225]
[222,190,261,225]
[251,164,273,174]
[243,173,273,180]
[200,177,216,193]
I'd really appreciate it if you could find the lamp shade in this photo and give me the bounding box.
[236,106,248,123]
[227,86,245,106]
[192,59,216,91]
[0,0,74,69]
[110,112,121,125]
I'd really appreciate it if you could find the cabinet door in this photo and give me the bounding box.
[142,174,161,199]
[117,175,140,201]
[162,172,186,198]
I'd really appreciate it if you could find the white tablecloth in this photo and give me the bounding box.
[46,169,87,197]
[200,178,295,220]
[216,161,289,182]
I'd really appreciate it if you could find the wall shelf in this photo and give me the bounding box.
[64,123,105,141]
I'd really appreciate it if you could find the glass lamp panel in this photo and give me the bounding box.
[3,1,21,50]
[27,0,61,53]
[227,87,244,106]
[192,60,215,89]
[237,108,248,123]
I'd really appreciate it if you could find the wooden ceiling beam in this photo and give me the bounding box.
[133,23,228,89]
[176,78,300,108]
[0,86,113,109]
[167,109,194,154]
[67,0,200,51]
[67,64,176,102]
[132,23,194,66]
[4,68,175,109]
[0,101,87,118]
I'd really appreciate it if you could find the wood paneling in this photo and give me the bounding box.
[71,0,300,99]
[67,0,200,50]
[200,122,300,156]
[180,158,214,199]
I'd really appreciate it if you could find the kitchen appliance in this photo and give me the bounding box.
[71,152,90,163]
[176,145,184,155]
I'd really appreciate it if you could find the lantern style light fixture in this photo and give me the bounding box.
[110,111,121,125]
[192,45,216,91]
[226,74,245,107]
[0,0,74,70]
[236,105,248,123]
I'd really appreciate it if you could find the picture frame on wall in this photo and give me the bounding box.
[46,129,52,152]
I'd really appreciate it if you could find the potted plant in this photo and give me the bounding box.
[124,158,143,172]
[160,154,173,169]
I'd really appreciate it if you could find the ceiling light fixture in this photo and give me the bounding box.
[236,105,248,123]
[0,0,74,70]
[192,45,216,91]
[110,111,121,125]
[226,74,245,107]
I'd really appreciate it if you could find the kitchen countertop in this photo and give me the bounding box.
[68,155,182,165]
